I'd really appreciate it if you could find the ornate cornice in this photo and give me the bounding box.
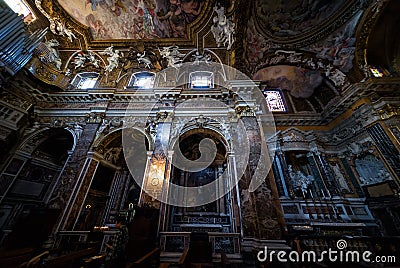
[376,104,400,120]
[34,0,215,49]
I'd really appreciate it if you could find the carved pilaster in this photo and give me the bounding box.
[140,113,173,209]
[47,123,99,232]
[238,116,282,240]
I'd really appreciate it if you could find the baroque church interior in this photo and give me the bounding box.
[0,0,400,267]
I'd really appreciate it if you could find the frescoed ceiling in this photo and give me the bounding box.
[253,0,349,41]
[57,0,206,39]
[240,0,369,79]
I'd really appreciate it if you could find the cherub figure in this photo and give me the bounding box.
[101,46,121,72]
[74,53,87,69]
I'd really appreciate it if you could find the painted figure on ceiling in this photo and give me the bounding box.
[60,0,205,39]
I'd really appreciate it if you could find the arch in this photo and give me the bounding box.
[169,118,231,153]
[93,126,153,152]
[167,127,232,232]
[64,50,106,72]
[18,127,76,155]
[0,127,75,205]
[365,0,400,76]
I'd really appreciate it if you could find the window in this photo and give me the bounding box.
[128,72,155,89]
[71,72,99,89]
[263,90,286,112]
[189,71,213,89]
[370,66,384,77]
[4,0,35,23]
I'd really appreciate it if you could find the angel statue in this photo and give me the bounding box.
[39,39,62,70]
[101,46,121,72]
[87,51,100,68]
[211,6,235,50]
[73,53,86,69]
[55,20,76,42]
[137,51,153,69]
[158,45,186,69]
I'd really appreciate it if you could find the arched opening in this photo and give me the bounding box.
[0,128,73,248]
[167,128,231,233]
[74,129,149,230]
[366,0,400,76]
[3,128,74,201]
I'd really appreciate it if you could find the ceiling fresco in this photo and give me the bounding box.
[306,11,362,73]
[253,65,323,99]
[254,0,348,39]
[57,0,206,39]
[243,6,363,76]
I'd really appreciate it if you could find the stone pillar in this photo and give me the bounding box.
[307,152,329,198]
[273,146,290,197]
[311,146,340,197]
[236,110,283,240]
[48,115,101,232]
[367,123,400,179]
[226,152,240,233]
[140,111,173,209]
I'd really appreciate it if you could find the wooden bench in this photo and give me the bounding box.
[0,247,36,268]
[43,247,97,268]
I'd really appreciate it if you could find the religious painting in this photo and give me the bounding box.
[243,17,270,69]
[253,65,323,98]
[57,0,206,39]
[306,11,363,73]
[254,0,347,38]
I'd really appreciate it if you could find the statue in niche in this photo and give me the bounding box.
[330,163,351,193]
[73,123,83,140]
[288,165,314,198]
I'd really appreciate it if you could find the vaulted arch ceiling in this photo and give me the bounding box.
[366,0,400,75]
[57,0,207,40]
[253,0,352,44]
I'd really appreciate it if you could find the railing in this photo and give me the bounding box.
[160,232,241,255]
[55,230,117,254]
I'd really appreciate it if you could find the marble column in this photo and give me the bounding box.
[48,119,100,232]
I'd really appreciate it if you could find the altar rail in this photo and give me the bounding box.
[160,232,241,255]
